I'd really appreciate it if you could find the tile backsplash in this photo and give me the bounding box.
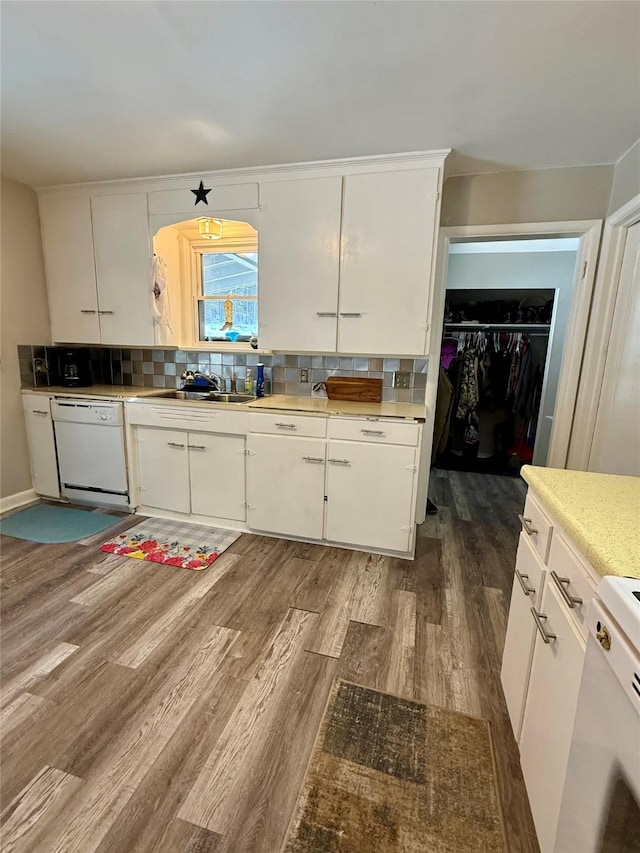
[18,346,428,404]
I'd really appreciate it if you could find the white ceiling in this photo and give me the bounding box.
[1,1,638,188]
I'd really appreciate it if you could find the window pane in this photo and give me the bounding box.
[198,299,258,341]
[201,253,258,297]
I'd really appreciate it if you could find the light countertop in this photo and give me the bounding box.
[246,395,425,420]
[521,465,640,579]
[22,385,162,400]
[23,387,425,420]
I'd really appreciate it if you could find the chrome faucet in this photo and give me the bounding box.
[180,370,226,391]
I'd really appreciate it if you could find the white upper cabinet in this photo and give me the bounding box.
[259,177,342,352]
[39,195,100,344]
[91,193,154,346]
[258,163,442,354]
[338,168,439,355]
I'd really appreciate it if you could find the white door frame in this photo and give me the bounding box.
[567,194,640,470]
[423,219,602,477]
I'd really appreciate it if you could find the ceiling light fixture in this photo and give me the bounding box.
[198,217,223,240]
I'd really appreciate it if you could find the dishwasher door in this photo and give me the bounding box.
[52,401,128,497]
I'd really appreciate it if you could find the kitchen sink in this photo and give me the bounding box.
[151,390,256,404]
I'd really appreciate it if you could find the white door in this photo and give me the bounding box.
[247,434,325,539]
[519,582,586,853]
[589,220,640,475]
[338,168,439,355]
[91,193,154,346]
[259,177,342,352]
[22,396,60,498]
[500,533,546,742]
[325,440,416,553]
[189,432,246,522]
[38,195,100,344]
[136,427,190,513]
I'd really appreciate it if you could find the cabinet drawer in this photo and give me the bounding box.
[248,412,327,438]
[547,532,597,640]
[519,491,553,563]
[328,417,419,446]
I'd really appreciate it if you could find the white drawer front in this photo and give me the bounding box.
[248,412,327,438]
[519,492,553,563]
[328,417,419,446]
[126,403,249,435]
[547,532,597,640]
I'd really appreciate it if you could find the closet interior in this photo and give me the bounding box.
[434,288,555,476]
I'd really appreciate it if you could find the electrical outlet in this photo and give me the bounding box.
[299,368,309,383]
[393,370,410,389]
[33,358,48,375]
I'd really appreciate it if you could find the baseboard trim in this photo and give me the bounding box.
[0,489,38,515]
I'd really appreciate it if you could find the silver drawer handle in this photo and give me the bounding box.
[316,312,337,317]
[328,458,350,465]
[303,456,324,463]
[188,444,206,451]
[515,570,535,597]
[361,429,384,435]
[339,312,362,318]
[531,608,557,644]
[550,571,583,609]
[167,442,185,448]
[98,310,114,315]
[275,423,297,429]
[31,409,49,415]
[80,309,97,314]
[518,513,539,536]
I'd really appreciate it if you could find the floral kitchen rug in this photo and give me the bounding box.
[99,517,240,570]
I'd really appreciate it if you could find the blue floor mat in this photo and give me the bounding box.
[0,504,123,543]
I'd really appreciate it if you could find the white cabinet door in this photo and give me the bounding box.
[338,168,439,355]
[500,532,546,742]
[22,396,60,498]
[247,434,325,539]
[91,193,154,346]
[39,195,100,344]
[325,440,416,552]
[189,433,246,522]
[259,177,342,352]
[519,582,586,853]
[136,427,190,513]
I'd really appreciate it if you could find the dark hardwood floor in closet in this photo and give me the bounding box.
[0,471,539,852]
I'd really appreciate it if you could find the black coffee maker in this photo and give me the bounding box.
[61,348,93,387]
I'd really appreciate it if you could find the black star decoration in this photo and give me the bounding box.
[191,180,211,205]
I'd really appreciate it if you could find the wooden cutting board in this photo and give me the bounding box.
[326,376,383,402]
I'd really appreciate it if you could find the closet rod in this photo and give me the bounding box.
[444,322,551,334]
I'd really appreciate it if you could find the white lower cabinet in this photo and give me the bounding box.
[325,440,416,553]
[500,532,546,741]
[519,581,586,853]
[247,434,326,539]
[137,427,190,514]
[136,426,246,521]
[22,395,60,499]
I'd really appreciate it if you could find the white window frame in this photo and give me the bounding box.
[186,237,266,352]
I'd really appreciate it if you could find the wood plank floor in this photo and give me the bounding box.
[0,473,539,852]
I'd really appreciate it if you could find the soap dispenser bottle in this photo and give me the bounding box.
[256,363,265,398]
[244,368,253,395]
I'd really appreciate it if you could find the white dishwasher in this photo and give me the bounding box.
[51,398,129,508]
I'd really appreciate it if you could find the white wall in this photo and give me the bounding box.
[441,165,613,226]
[0,175,52,499]
[607,139,640,217]
[446,250,578,466]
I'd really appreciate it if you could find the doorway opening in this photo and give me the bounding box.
[432,236,579,477]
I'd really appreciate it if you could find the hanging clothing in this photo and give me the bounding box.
[432,366,454,462]
[151,255,173,345]
[456,348,480,419]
